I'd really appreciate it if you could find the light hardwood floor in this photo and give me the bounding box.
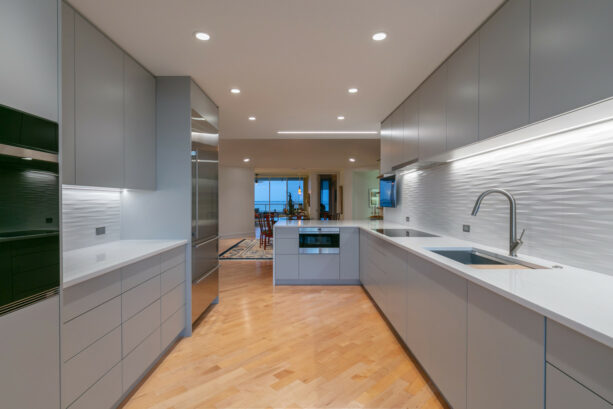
[121,256,446,409]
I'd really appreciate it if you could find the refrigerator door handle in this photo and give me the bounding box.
[194,235,219,247]
[195,264,220,284]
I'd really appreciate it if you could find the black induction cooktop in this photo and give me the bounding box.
[373,228,438,238]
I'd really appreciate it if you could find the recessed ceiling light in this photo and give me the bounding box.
[277,131,378,135]
[348,88,358,94]
[372,32,387,41]
[243,158,251,162]
[349,158,356,162]
[194,32,211,41]
[337,116,345,120]
[248,116,256,121]
[230,88,241,94]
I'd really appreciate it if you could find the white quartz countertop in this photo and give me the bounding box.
[63,240,188,288]
[274,219,613,348]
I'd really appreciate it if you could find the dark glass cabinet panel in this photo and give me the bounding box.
[0,104,58,152]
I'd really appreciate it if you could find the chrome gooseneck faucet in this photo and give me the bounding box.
[471,188,526,257]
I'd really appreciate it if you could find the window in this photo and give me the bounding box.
[254,177,304,215]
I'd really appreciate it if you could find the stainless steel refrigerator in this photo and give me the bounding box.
[191,114,220,324]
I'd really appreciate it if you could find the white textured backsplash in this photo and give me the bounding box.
[62,187,121,251]
[385,120,613,276]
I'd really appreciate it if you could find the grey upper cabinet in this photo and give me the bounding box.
[467,282,544,409]
[380,116,392,174]
[402,94,419,163]
[62,3,76,184]
[530,0,613,122]
[478,0,530,140]
[75,14,125,188]
[446,34,479,150]
[418,65,447,160]
[0,0,58,122]
[390,106,404,169]
[124,55,156,190]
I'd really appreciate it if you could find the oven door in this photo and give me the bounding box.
[298,228,340,254]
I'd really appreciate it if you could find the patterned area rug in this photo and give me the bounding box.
[219,239,273,260]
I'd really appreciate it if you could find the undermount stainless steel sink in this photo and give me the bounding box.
[426,248,548,270]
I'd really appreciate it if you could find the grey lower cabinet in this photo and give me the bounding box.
[446,33,479,150]
[546,364,611,409]
[299,254,340,281]
[340,228,359,281]
[418,65,448,160]
[405,250,467,409]
[467,282,544,409]
[0,0,58,122]
[0,296,60,409]
[530,0,613,122]
[62,2,156,189]
[74,13,125,188]
[478,0,530,140]
[61,246,186,409]
[546,319,613,405]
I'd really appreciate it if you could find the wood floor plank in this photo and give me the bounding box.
[121,259,445,409]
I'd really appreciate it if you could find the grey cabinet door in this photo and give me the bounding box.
[62,3,76,185]
[390,106,404,169]
[446,34,479,150]
[0,296,60,409]
[380,116,392,174]
[124,55,156,190]
[340,228,359,280]
[75,15,124,188]
[0,0,58,122]
[478,0,530,140]
[418,65,447,160]
[402,94,419,163]
[546,364,611,409]
[406,252,467,409]
[467,283,544,409]
[530,0,613,122]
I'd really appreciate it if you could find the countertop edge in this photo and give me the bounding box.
[274,221,613,349]
[63,240,188,289]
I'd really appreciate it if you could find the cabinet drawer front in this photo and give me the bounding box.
[63,269,121,322]
[546,363,611,409]
[161,262,185,295]
[62,327,121,407]
[162,282,185,322]
[160,246,186,272]
[121,255,160,292]
[299,254,340,280]
[370,235,407,275]
[62,296,121,361]
[123,299,161,357]
[162,305,185,350]
[274,238,299,255]
[275,227,298,239]
[123,327,161,392]
[122,276,161,321]
[547,320,613,403]
[67,362,122,409]
[275,255,299,280]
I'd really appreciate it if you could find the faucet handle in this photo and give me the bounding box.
[518,228,526,242]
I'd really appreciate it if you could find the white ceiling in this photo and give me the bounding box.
[68,0,504,139]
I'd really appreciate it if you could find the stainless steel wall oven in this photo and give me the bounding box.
[298,227,340,254]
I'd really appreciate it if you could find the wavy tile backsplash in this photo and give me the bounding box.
[384,120,613,276]
[62,187,121,251]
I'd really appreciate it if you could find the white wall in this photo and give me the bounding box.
[219,166,255,238]
[62,187,121,251]
[384,119,613,276]
[352,170,380,220]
